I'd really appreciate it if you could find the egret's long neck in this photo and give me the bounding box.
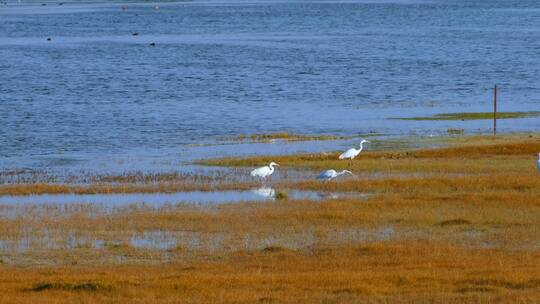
[359,142,364,152]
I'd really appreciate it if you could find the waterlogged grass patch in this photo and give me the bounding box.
[447,128,465,135]
[28,282,112,292]
[274,190,289,200]
[395,111,540,121]
[262,245,289,253]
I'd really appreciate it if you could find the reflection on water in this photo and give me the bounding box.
[251,187,275,198]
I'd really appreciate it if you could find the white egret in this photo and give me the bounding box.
[250,162,279,179]
[317,169,354,181]
[339,139,370,160]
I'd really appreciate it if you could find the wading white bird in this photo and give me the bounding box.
[339,139,370,160]
[317,169,354,181]
[250,162,279,179]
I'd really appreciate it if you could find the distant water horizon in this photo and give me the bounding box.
[1,0,539,167]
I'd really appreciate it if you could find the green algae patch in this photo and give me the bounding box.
[395,111,540,121]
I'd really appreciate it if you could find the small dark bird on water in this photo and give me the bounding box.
[47,37,52,41]
[132,32,139,36]
[149,42,156,46]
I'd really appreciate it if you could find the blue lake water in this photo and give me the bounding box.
[1,0,539,174]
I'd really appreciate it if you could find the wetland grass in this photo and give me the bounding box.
[0,133,539,302]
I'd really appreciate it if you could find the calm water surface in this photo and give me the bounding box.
[0,188,370,213]
[1,0,539,173]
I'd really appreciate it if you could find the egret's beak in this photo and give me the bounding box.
[275,163,280,167]
[365,140,371,143]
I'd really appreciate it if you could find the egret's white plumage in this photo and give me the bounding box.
[317,169,353,181]
[250,162,279,179]
[339,139,370,160]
